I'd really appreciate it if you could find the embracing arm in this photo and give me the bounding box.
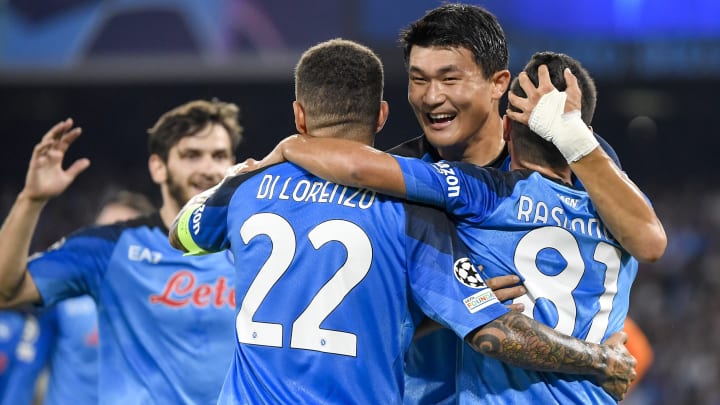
[0,119,90,307]
[468,311,636,401]
[414,275,527,340]
[507,66,666,262]
[260,135,408,198]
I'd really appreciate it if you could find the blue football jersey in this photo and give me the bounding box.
[178,162,509,404]
[28,213,236,405]
[395,157,638,404]
[389,134,511,405]
[0,310,50,405]
[41,295,98,405]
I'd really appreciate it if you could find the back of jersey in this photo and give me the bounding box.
[458,172,639,404]
[396,157,640,404]
[198,163,423,404]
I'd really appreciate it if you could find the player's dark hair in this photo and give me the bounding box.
[97,189,155,218]
[513,52,597,124]
[147,99,243,161]
[294,38,384,133]
[508,51,597,169]
[399,3,508,79]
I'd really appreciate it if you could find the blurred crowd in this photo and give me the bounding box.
[625,181,720,405]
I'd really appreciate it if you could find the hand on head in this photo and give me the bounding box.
[506,65,582,125]
[506,65,598,163]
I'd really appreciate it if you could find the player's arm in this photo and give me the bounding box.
[169,183,220,253]
[169,178,228,254]
[250,135,408,198]
[468,311,636,401]
[414,274,526,340]
[0,119,90,308]
[170,172,242,256]
[507,66,666,262]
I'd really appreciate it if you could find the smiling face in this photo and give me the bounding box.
[407,45,508,162]
[152,123,234,212]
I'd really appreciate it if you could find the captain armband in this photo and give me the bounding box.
[176,204,211,256]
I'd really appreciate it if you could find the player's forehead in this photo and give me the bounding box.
[408,45,483,76]
[171,124,233,155]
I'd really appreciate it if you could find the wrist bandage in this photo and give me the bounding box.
[528,89,599,163]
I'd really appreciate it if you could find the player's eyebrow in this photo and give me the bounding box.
[409,64,462,76]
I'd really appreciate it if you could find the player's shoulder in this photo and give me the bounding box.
[206,165,290,207]
[453,163,536,194]
[67,212,163,243]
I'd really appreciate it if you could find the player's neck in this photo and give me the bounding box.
[308,126,374,146]
[512,159,572,184]
[437,124,505,166]
[158,203,180,232]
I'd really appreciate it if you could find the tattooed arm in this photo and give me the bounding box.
[468,311,636,401]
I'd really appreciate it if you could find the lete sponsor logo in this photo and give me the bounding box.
[149,271,236,308]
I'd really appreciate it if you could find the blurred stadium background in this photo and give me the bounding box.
[1,1,719,403]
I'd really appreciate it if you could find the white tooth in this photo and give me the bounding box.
[429,113,454,120]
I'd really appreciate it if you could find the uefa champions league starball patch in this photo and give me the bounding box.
[453,258,486,289]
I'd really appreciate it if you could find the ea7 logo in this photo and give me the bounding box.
[128,245,162,264]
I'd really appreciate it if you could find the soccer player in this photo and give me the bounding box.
[387,5,661,404]
[0,307,46,405]
[0,99,242,404]
[33,189,154,405]
[171,39,638,403]
[249,51,666,402]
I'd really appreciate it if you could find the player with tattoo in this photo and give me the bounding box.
[171,39,639,403]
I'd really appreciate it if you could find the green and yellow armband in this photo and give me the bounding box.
[176,205,210,256]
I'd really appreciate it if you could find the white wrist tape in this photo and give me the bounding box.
[528,89,599,163]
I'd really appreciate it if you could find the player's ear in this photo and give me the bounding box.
[148,154,167,185]
[293,101,307,134]
[491,69,511,100]
[376,101,389,133]
[502,114,512,142]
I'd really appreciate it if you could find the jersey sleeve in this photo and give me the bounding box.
[403,204,508,339]
[28,226,117,308]
[175,178,239,255]
[393,156,498,222]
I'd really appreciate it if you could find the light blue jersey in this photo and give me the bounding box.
[179,162,508,404]
[0,310,49,405]
[41,295,99,405]
[28,213,236,404]
[396,157,638,404]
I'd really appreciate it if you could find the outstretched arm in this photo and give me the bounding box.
[468,311,636,401]
[0,119,90,307]
[507,66,666,262]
